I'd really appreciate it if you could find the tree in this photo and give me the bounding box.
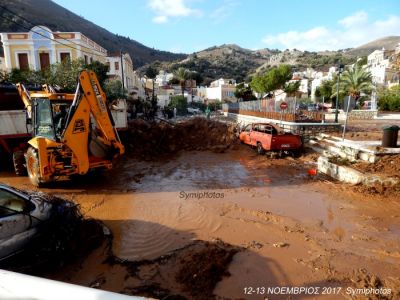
[249,75,266,94]
[168,95,188,115]
[85,61,109,86]
[284,81,300,97]
[189,70,203,85]
[145,65,158,79]
[173,67,190,97]
[7,68,45,85]
[267,64,292,90]
[234,83,256,101]
[378,85,400,111]
[332,64,373,102]
[45,59,85,92]
[250,64,293,96]
[315,79,335,102]
[103,79,127,102]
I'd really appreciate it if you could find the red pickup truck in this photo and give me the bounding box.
[239,123,303,156]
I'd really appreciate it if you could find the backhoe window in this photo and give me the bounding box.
[34,98,56,140]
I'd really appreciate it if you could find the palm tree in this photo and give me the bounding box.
[173,67,190,97]
[332,64,373,102]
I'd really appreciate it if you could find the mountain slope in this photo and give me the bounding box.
[0,0,186,67]
[139,44,357,84]
[347,36,400,57]
[140,36,398,83]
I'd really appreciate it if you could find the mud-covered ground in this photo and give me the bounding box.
[332,118,400,142]
[1,142,399,299]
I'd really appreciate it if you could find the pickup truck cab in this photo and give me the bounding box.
[239,123,303,156]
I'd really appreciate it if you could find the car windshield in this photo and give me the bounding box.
[0,189,32,217]
[243,124,251,132]
[257,124,278,134]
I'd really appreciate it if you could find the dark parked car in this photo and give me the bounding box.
[307,104,318,111]
[0,184,75,261]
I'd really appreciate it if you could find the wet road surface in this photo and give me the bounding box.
[0,146,399,299]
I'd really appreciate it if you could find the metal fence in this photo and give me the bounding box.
[223,98,323,122]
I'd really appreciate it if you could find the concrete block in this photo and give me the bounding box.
[317,156,364,185]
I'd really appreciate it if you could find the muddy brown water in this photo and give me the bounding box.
[1,146,399,299]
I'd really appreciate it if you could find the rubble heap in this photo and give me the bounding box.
[124,118,238,155]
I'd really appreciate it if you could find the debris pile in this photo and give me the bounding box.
[124,118,238,155]
[119,240,241,299]
[353,155,400,177]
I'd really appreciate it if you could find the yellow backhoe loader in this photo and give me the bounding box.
[16,70,124,186]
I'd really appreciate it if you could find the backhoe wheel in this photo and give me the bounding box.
[26,147,42,187]
[13,150,27,176]
[257,142,265,155]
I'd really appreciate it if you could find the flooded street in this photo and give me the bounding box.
[1,146,399,299]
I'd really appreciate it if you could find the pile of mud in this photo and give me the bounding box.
[353,155,400,177]
[116,240,241,299]
[123,118,238,155]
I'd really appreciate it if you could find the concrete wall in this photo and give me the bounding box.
[324,110,378,121]
[318,156,400,187]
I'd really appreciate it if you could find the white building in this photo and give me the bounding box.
[367,48,393,85]
[205,78,237,102]
[157,85,175,107]
[132,71,145,100]
[310,67,336,101]
[0,25,107,71]
[106,53,135,93]
[155,70,174,87]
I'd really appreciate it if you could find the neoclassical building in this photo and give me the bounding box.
[0,25,107,71]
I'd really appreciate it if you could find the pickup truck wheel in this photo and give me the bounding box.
[13,150,27,176]
[26,147,43,187]
[257,142,265,155]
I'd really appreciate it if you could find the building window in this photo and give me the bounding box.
[90,57,93,63]
[115,62,119,71]
[60,52,70,62]
[84,55,88,64]
[106,62,110,71]
[17,53,29,71]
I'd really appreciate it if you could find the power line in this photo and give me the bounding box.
[0,6,107,57]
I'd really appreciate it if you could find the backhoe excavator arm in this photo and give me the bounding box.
[78,70,125,156]
[15,83,32,118]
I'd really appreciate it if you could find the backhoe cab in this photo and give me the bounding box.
[22,70,124,186]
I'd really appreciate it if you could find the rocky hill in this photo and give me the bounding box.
[0,0,186,67]
[139,44,357,84]
[139,36,400,84]
[347,36,400,57]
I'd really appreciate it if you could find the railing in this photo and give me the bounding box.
[0,269,145,300]
[223,98,324,122]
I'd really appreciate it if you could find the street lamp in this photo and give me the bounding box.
[335,64,344,123]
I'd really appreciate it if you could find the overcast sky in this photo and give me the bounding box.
[53,0,400,53]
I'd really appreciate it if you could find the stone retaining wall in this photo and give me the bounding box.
[348,110,378,120]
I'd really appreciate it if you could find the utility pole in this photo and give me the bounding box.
[335,64,344,123]
[120,50,125,91]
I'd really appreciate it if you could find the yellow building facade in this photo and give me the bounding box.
[0,25,107,71]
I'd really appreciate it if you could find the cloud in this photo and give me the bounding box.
[338,10,368,28]
[210,0,238,23]
[153,15,168,23]
[148,0,201,24]
[262,11,400,51]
